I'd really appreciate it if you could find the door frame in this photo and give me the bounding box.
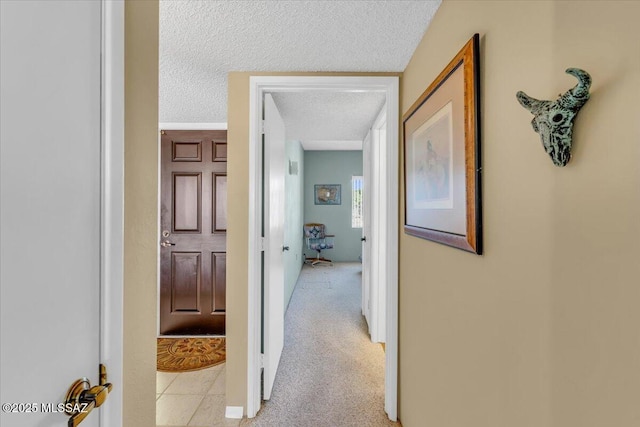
[101,1,125,425]
[247,76,399,420]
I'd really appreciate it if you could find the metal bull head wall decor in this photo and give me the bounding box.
[516,68,591,167]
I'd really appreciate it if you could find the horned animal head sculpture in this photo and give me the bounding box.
[516,68,591,167]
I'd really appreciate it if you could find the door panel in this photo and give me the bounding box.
[213,174,228,231]
[173,173,201,232]
[171,252,201,312]
[213,141,227,161]
[173,141,202,161]
[1,1,103,426]
[212,253,227,311]
[160,130,227,335]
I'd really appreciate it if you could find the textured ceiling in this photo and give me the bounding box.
[271,91,386,150]
[160,1,441,122]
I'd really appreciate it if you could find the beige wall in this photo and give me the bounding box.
[124,1,158,426]
[226,72,399,411]
[226,72,251,410]
[400,1,640,426]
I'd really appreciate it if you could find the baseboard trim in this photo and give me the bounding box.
[225,406,243,419]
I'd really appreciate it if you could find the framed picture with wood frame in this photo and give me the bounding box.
[402,34,482,254]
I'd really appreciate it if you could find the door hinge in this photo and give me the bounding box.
[259,237,266,251]
[260,120,265,134]
[260,353,265,369]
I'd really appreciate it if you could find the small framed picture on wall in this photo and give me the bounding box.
[314,184,341,205]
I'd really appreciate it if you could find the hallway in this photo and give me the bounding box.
[243,262,399,427]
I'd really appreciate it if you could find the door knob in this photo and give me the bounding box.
[282,245,290,251]
[65,364,112,427]
[361,237,367,242]
[160,240,176,247]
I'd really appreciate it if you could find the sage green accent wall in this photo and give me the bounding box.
[304,150,363,262]
[284,140,304,309]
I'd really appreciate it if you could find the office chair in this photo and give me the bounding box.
[303,223,334,266]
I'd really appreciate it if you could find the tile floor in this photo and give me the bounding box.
[156,363,240,427]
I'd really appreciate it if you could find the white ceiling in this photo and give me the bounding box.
[159,0,441,148]
[271,91,386,150]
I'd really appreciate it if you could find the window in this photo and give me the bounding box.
[352,176,363,228]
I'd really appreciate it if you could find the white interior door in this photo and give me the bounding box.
[373,116,387,344]
[362,130,373,327]
[1,2,121,426]
[262,94,286,400]
[366,107,387,344]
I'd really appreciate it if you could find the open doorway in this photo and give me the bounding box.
[155,126,231,426]
[247,76,399,421]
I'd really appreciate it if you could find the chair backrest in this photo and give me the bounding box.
[303,223,326,239]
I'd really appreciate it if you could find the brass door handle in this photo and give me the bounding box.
[84,384,112,407]
[65,365,112,427]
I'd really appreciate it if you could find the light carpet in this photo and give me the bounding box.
[242,262,400,427]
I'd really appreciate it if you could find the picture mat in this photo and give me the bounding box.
[411,101,454,209]
[404,65,467,236]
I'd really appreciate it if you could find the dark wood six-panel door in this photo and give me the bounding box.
[160,130,227,335]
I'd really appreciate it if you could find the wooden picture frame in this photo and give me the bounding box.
[403,34,482,254]
[314,184,341,205]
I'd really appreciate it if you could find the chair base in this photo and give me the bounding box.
[305,256,332,267]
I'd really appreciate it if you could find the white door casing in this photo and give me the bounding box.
[101,2,125,425]
[0,1,124,427]
[247,76,399,421]
[262,94,286,401]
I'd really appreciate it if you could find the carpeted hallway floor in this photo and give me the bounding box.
[242,262,400,427]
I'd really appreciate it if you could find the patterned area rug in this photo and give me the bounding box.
[157,337,226,372]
